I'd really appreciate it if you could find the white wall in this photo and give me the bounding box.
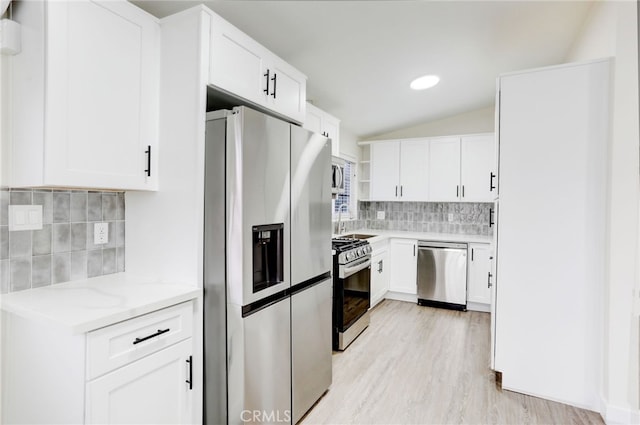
[0,45,9,187]
[365,105,495,141]
[566,1,640,422]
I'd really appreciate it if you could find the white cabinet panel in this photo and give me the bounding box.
[209,11,306,124]
[209,20,264,105]
[467,243,491,306]
[370,140,429,202]
[304,103,340,156]
[370,246,390,307]
[370,142,400,201]
[495,59,609,409]
[11,0,159,190]
[389,239,417,294]
[86,339,193,424]
[399,140,429,201]
[461,135,495,202]
[428,137,461,202]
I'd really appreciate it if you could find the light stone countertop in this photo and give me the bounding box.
[0,273,202,334]
[334,229,493,245]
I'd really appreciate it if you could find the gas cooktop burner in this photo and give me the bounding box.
[331,237,368,250]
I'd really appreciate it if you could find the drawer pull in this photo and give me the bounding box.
[133,328,170,345]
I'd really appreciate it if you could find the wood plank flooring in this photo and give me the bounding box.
[301,300,603,425]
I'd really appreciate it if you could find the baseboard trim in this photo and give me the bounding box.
[603,402,640,425]
[385,291,417,303]
[467,301,491,313]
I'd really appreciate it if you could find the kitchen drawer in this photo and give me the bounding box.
[86,301,193,380]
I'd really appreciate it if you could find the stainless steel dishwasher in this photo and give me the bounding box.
[417,241,468,311]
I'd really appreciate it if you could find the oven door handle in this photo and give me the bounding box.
[340,257,371,279]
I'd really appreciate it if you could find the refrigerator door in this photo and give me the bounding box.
[291,278,332,424]
[227,297,292,425]
[290,126,332,284]
[227,106,291,307]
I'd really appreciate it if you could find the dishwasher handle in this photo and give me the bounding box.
[417,241,467,250]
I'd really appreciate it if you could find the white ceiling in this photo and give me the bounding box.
[132,1,594,138]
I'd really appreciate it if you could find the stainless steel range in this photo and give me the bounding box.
[332,237,372,350]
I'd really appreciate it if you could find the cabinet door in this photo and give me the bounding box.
[264,58,307,124]
[323,115,340,157]
[304,103,322,134]
[428,137,461,202]
[86,339,193,424]
[370,248,389,307]
[46,0,158,190]
[370,142,400,201]
[461,135,495,202]
[467,243,491,305]
[209,16,265,106]
[399,139,429,201]
[389,239,417,294]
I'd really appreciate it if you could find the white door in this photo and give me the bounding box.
[46,0,158,190]
[370,248,389,307]
[399,139,429,201]
[370,142,400,201]
[265,59,306,124]
[86,339,193,424]
[389,239,418,294]
[467,243,491,305]
[461,135,495,202]
[428,137,461,202]
[209,18,264,106]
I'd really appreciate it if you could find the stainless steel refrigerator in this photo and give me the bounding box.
[204,106,332,425]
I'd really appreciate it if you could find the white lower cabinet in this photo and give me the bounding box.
[370,242,390,307]
[86,339,193,424]
[1,301,195,424]
[467,243,491,310]
[388,238,418,295]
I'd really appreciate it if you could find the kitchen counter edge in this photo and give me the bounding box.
[335,229,493,245]
[0,273,202,334]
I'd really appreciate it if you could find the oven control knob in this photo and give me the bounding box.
[346,252,354,261]
[357,248,363,256]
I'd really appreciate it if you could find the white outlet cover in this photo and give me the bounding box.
[8,205,42,231]
[94,222,109,245]
[376,211,385,220]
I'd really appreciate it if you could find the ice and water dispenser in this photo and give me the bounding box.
[252,223,284,293]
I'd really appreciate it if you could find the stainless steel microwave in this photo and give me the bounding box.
[331,157,345,196]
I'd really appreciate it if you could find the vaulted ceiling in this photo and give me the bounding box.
[132,1,594,138]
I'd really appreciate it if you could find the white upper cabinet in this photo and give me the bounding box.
[10,0,159,190]
[304,103,340,156]
[209,12,306,124]
[428,137,461,202]
[428,134,496,203]
[370,141,401,201]
[370,140,429,201]
[461,135,496,202]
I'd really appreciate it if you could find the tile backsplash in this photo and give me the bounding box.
[0,189,125,294]
[333,201,493,236]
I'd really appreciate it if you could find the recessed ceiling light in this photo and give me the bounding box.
[410,75,440,90]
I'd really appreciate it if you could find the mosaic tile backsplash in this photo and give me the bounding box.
[0,189,125,293]
[333,201,494,236]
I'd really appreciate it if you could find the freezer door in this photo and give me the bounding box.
[228,297,292,425]
[290,126,332,284]
[417,246,467,306]
[291,278,332,424]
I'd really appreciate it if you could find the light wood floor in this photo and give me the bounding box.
[302,300,603,425]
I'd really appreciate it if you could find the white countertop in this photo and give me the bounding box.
[0,273,202,334]
[334,229,493,245]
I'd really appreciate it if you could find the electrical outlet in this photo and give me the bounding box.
[94,222,108,245]
[448,213,454,222]
[377,211,385,220]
